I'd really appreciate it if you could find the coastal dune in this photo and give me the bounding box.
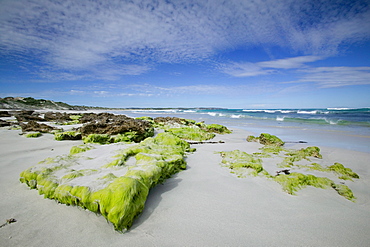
[1,125,370,246]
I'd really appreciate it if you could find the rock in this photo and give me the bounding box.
[14,111,45,122]
[43,112,73,122]
[78,113,154,142]
[0,119,11,127]
[20,120,61,133]
[258,133,285,146]
[0,111,11,117]
[247,133,285,146]
[154,116,187,126]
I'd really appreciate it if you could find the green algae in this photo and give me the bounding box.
[328,162,360,181]
[83,131,153,145]
[20,132,191,231]
[166,127,215,141]
[135,116,154,123]
[55,131,82,141]
[222,132,359,201]
[25,132,42,138]
[273,173,356,201]
[83,134,111,144]
[220,150,267,177]
[273,172,333,195]
[277,146,323,168]
[111,132,139,143]
[204,124,232,134]
[247,133,284,146]
[69,144,94,155]
[69,115,82,121]
[331,183,356,201]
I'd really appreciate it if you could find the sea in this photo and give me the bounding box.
[110,108,370,153]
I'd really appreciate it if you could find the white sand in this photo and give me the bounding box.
[1,127,370,246]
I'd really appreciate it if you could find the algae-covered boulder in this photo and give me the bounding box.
[79,113,154,143]
[25,132,42,138]
[247,133,284,146]
[204,124,232,134]
[258,133,285,146]
[219,150,267,177]
[20,132,191,231]
[166,126,216,141]
[55,131,82,141]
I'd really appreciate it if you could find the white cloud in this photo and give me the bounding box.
[294,66,370,88]
[257,56,324,69]
[220,55,324,77]
[0,0,369,81]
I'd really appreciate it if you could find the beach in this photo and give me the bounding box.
[1,111,370,246]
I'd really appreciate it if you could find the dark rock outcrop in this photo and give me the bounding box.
[43,112,73,123]
[14,111,45,122]
[20,121,61,133]
[0,119,11,127]
[0,111,11,117]
[78,113,154,142]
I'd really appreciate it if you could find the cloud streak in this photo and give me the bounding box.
[294,66,370,88]
[1,0,369,81]
[220,55,324,77]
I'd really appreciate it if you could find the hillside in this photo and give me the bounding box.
[0,97,87,110]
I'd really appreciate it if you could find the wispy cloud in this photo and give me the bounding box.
[220,55,324,77]
[293,66,370,88]
[0,0,369,81]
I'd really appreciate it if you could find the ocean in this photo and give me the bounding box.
[110,108,370,153]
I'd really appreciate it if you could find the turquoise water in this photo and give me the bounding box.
[110,108,370,153]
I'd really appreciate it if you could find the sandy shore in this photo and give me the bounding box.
[1,125,370,246]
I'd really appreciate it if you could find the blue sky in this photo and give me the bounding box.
[1,0,370,109]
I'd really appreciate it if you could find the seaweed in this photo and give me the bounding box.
[20,132,191,231]
[273,172,333,195]
[204,124,232,134]
[246,133,284,146]
[223,132,359,201]
[327,162,360,181]
[54,131,82,141]
[83,134,112,144]
[220,150,267,177]
[25,132,42,138]
[166,127,216,141]
[69,144,95,155]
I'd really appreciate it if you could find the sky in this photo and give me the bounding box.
[1,0,370,109]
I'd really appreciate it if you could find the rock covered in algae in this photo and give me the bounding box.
[78,113,154,143]
[152,116,231,140]
[166,126,216,141]
[222,133,359,201]
[20,132,192,231]
[247,133,285,146]
[219,150,268,177]
[54,131,82,141]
